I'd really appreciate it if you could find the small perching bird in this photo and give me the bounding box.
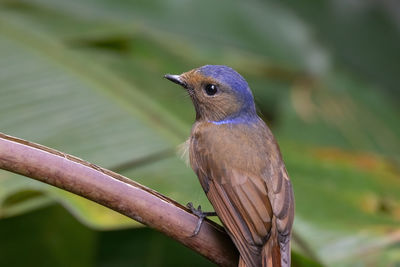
[165,65,294,267]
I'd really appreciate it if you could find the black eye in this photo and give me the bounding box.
[204,84,218,96]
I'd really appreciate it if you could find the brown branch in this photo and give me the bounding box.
[0,132,239,266]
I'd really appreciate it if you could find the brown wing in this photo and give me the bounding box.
[190,121,294,267]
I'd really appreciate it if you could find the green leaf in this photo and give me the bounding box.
[0,204,218,267]
[0,15,190,227]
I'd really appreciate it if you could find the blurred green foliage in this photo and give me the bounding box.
[0,0,399,266]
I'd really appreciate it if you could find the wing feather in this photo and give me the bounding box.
[208,179,261,267]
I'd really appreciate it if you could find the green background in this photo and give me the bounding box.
[0,0,399,266]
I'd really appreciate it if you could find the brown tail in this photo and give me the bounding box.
[238,236,290,267]
[238,236,284,267]
[239,225,291,267]
[261,224,291,267]
[261,233,281,267]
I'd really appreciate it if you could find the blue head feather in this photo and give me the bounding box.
[198,65,257,124]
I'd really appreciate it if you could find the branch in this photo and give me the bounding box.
[0,132,239,266]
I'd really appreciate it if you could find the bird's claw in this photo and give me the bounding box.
[186,202,217,237]
[187,202,204,217]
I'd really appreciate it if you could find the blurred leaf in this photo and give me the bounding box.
[96,225,215,267]
[2,0,330,73]
[0,15,190,227]
[0,204,96,267]
[284,143,400,266]
[270,0,400,99]
[277,72,400,162]
[0,204,217,267]
[1,189,51,217]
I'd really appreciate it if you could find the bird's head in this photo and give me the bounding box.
[165,65,256,123]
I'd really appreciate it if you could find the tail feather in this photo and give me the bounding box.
[278,233,291,267]
[239,235,290,267]
[261,234,282,267]
[261,223,291,267]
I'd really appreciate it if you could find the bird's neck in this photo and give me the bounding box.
[207,111,258,126]
[195,99,257,125]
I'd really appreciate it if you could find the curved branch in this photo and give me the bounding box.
[0,132,239,267]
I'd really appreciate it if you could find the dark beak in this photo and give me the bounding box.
[164,74,187,88]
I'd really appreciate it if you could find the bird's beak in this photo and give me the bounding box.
[164,74,187,89]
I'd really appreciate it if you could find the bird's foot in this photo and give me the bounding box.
[186,202,217,237]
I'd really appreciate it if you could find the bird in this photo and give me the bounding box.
[164,65,294,267]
